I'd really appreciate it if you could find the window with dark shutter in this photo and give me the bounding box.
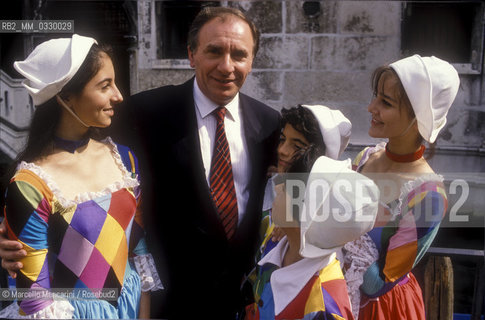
[156,1,220,60]
[401,2,483,74]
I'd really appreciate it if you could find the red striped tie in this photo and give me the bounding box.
[209,107,238,239]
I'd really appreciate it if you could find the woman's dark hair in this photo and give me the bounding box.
[280,105,326,173]
[2,42,113,187]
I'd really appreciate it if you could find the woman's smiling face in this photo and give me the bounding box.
[367,72,415,139]
[69,53,123,128]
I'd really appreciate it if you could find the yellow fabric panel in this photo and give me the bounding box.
[352,148,369,167]
[408,191,427,208]
[95,214,124,264]
[437,186,446,198]
[383,241,417,282]
[18,240,47,282]
[111,234,128,284]
[262,222,275,246]
[303,276,325,314]
[53,200,76,224]
[128,152,136,175]
[319,258,344,282]
[304,259,344,315]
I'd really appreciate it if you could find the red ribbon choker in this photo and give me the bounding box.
[385,144,425,163]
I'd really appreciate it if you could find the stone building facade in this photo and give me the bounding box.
[132,6,485,312]
[133,1,485,156]
[0,0,484,316]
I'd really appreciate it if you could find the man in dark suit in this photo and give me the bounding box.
[0,6,280,319]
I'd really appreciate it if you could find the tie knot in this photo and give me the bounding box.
[214,107,227,122]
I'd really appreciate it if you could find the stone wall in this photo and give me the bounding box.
[133,0,485,151]
[0,70,32,159]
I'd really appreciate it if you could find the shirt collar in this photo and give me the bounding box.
[258,236,336,315]
[193,78,240,122]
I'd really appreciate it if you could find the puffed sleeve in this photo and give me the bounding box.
[4,169,74,318]
[352,147,370,171]
[361,180,447,297]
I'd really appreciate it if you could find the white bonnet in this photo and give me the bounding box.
[389,55,459,143]
[299,156,379,258]
[301,105,352,160]
[14,34,97,106]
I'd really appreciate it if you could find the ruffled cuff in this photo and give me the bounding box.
[0,299,74,319]
[343,234,379,319]
[133,253,164,292]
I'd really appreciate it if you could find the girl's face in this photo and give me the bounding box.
[69,53,123,128]
[277,124,310,173]
[367,73,415,139]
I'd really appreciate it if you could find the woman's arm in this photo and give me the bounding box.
[4,169,73,318]
[361,182,447,296]
[139,291,151,319]
[118,146,163,317]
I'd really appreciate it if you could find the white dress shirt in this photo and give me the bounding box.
[193,79,251,224]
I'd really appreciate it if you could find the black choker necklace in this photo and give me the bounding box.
[53,136,90,153]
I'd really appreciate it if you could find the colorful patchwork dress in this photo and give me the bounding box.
[343,143,447,319]
[1,138,163,319]
[246,236,354,320]
[257,177,279,262]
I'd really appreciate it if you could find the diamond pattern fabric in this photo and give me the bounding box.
[3,141,149,315]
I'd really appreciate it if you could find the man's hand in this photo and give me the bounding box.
[0,220,26,278]
[267,165,278,177]
[270,227,285,242]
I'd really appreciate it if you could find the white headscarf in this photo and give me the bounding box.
[14,34,97,106]
[390,55,459,143]
[299,156,379,258]
[301,105,352,160]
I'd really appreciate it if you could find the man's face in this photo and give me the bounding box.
[188,16,254,106]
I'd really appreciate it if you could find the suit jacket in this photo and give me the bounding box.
[110,78,280,318]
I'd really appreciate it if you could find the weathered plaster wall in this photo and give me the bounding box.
[0,71,32,158]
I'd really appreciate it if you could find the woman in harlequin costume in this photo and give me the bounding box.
[342,55,460,319]
[0,34,163,318]
[246,105,379,320]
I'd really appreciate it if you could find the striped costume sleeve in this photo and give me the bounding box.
[362,181,447,296]
[382,181,447,281]
[4,169,54,315]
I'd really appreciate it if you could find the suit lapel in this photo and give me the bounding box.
[240,94,264,166]
[235,94,267,237]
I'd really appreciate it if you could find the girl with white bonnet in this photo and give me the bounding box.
[258,105,354,260]
[246,105,379,319]
[0,34,162,318]
[343,55,459,319]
